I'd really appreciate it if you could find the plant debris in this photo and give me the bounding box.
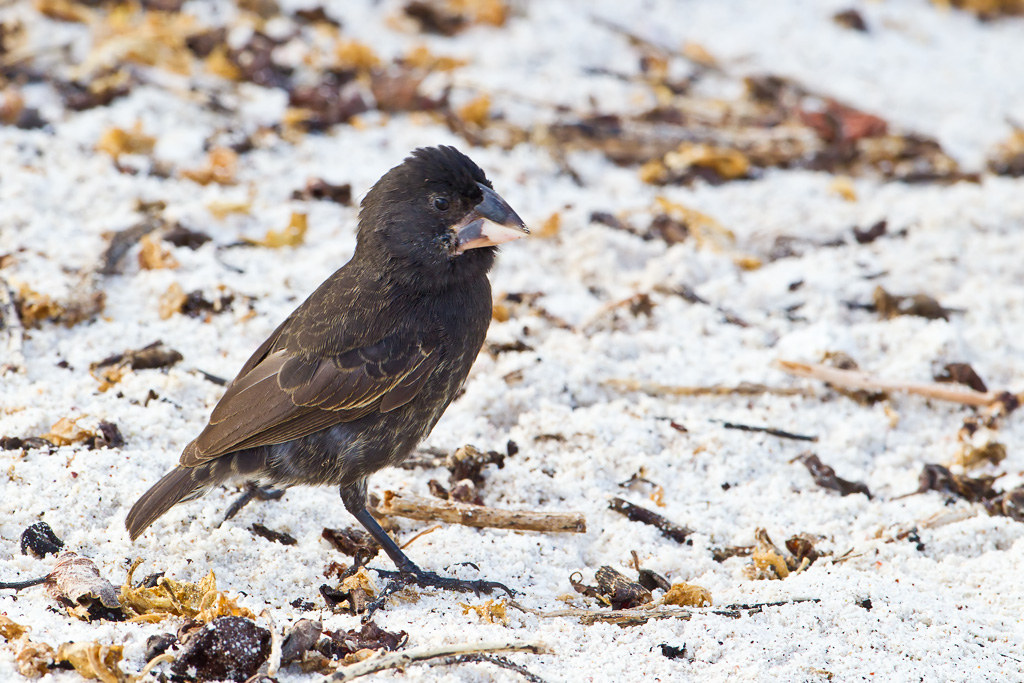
[745,528,819,580]
[934,362,988,393]
[719,420,818,442]
[322,527,381,560]
[120,561,255,623]
[663,582,712,608]
[320,567,377,615]
[796,453,872,498]
[320,620,407,661]
[20,522,64,558]
[56,641,125,683]
[44,551,123,620]
[170,616,271,682]
[377,490,586,532]
[608,497,692,543]
[871,286,956,321]
[292,178,353,205]
[281,619,322,663]
[13,283,105,329]
[912,464,998,503]
[250,522,297,545]
[90,341,183,390]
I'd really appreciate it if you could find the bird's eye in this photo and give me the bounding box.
[433,197,450,212]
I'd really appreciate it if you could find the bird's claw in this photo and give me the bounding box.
[361,567,515,622]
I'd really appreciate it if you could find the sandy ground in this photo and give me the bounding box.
[2,0,1024,681]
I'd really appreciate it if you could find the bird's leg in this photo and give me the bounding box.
[219,481,286,525]
[340,483,515,619]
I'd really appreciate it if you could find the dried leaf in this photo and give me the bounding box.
[457,94,491,127]
[334,40,380,71]
[45,551,122,618]
[39,417,92,447]
[830,176,857,201]
[158,282,188,319]
[663,582,712,607]
[402,45,466,72]
[121,563,254,622]
[181,147,239,185]
[745,528,792,580]
[56,642,125,683]
[914,464,998,502]
[934,362,988,393]
[0,614,29,641]
[535,212,560,238]
[321,527,380,559]
[16,639,55,678]
[96,123,156,159]
[35,0,93,23]
[595,566,652,610]
[797,453,872,498]
[15,284,105,329]
[460,598,509,624]
[320,620,407,659]
[138,234,179,270]
[247,212,308,248]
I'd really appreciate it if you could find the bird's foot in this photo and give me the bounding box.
[362,566,515,621]
[219,482,286,525]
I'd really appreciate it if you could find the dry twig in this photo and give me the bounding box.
[322,640,550,682]
[604,378,812,398]
[777,359,1000,406]
[375,492,586,533]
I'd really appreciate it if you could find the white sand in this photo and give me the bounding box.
[2,1,1023,681]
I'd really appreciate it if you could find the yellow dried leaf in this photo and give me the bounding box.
[638,159,668,185]
[15,284,63,327]
[207,199,252,219]
[339,567,377,597]
[158,282,187,319]
[492,303,510,322]
[0,89,26,126]
[181,147,238,186]
[40,417,92,446]
[452,0,509,26]
[403,45,466,72]
[663,582,712,607]
[458,94,491,127]
[96,123,155,159]
[459,599,508,625]
[654,196,734,250]
[56,642,125,683]
[121,564,254,623]
[681,41,717,68]
[138,234,179,270]
[335,40,380,71]
[81,8,196,77]
[35,0,93,22]
[536,212,560,238]
[0,614,29,641]
[16,640,55,679]
[734,255,762,271]
[829,176,857,201]
[205,45,241,80]
[665,143,750,180]
[247,212,308,248]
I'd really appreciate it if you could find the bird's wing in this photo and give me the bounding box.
[180,335,438,467]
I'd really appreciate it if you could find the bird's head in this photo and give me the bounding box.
[357,146,529,289]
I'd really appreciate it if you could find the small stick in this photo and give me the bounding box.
[777,359,999,406]
[509,600,691,625]
[431,654,549,683]
[376,492,586,533]
[0,576,48,590]
[260,609,282,678]
[400,524,442,550]
[609,497,692,543]
[0,276,25,374]
[322,640,550,682]
[717,420,818,442]
[604,378,813,398]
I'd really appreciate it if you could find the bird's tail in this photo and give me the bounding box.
[125,449,266,540]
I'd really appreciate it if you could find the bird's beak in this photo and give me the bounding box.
[453,184,530,254]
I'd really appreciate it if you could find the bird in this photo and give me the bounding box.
[126,145,528,601]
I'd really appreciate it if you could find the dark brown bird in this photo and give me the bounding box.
[126,146,528,599]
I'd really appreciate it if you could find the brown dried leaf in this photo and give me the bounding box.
[247,212,308,248]
[402,45,467,72]
[662,582,712,607]
[56,642,125,683]
[321,527,380,559]
[535,212,560,238]
[15,284,105,329]
[46,551,122,617]
[934,362,988,393]
[459,598,509,624]
[595,565,652,610]
[797,453,872,498]
[914,464,997,502]
[954,441,1007,470]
